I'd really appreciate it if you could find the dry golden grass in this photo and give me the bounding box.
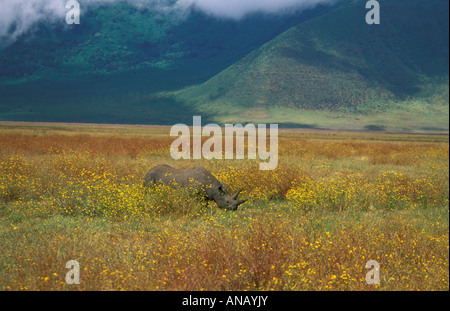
[0,124,448,291]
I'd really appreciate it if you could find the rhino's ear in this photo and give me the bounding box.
[218,186,225,196]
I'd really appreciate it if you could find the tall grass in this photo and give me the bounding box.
[0,127,448,290]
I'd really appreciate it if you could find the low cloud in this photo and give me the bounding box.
[0,0,65,42]
[178,0,335,19]
[0,0,335,44]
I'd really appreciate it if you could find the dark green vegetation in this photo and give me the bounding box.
[174,0,449,131]
[0,0,448,131]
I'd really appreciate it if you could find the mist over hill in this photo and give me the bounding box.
[0,0,448,132]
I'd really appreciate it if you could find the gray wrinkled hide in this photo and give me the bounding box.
[143,165,246,210]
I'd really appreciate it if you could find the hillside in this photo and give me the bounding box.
[171,0,449,131]
[0,1,331,125]
[0,0,448,132]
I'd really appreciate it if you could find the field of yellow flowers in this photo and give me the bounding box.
[0,123,448,291]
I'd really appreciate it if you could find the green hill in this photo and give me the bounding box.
[170,0,449,132]
[0,1,329,124]
[0,0,448,132]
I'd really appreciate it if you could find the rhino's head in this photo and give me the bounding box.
[215,187,247,211]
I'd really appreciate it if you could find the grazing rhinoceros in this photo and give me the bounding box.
[143,164,247,210]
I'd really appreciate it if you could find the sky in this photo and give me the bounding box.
[0,0,335,43]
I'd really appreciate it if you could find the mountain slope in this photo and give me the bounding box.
[0,2,324,79]
[0,2,334,124]
[0,0,448,132]
[171,0,449,131]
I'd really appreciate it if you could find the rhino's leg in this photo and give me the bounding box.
[200,196,212,208]
[143,175,158,194]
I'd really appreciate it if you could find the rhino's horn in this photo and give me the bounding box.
[236,199,247,206]
[232,188,243,200]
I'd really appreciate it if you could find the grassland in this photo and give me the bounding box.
[0,122,448,291]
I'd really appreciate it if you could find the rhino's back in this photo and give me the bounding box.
[179,166,223,193]
[144,164,177,185]
[184,166,215,181]
[144,165,218,189]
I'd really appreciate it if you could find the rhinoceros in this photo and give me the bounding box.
[143,164,247,210]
